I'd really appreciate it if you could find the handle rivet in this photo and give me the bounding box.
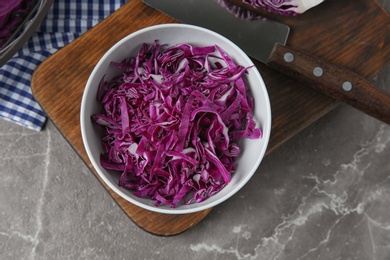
[284,53,294,63]
[342,81,353,91]
[313,67,323,77]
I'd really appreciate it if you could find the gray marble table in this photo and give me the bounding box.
[1,2,390,259]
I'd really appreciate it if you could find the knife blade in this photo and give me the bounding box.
[143,0,390,125]
[143,0,290,63]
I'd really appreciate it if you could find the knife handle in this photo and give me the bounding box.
[267,43,390,125]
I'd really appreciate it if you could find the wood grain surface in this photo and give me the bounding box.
[31,0,390,236]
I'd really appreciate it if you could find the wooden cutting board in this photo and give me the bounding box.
[31,0,390,236]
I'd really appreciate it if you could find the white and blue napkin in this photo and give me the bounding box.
[0,0,127,131]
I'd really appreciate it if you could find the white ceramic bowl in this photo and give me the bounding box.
[80,24,271,214]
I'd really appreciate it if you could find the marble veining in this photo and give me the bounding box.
[188,123,390,260]
[1,129,51,260]
[2,86,390,260]
[1,3,390,258]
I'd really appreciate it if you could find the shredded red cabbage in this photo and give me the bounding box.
[0,0,36,48]
[92,41,262,207]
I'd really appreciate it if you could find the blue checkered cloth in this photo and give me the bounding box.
[0,0,127,131]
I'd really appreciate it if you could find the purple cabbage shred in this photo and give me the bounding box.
[92,41,262,207]
[0,0,37,48]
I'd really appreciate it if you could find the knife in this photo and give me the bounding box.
[142,0,390,124]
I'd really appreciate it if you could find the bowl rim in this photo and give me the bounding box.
[80,23,272,214]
